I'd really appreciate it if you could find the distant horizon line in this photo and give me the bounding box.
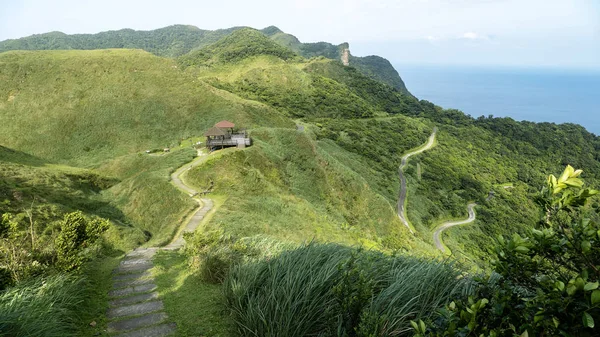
[391,62,600,74]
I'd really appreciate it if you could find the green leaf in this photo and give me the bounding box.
[583,312,595,328]
[515,246,530,254]
[520,330,529,337]
[419,320,426,333]
[449,301,456,310]
[555,281,565,292]
[559,165,574,183]
[410,320,419,331]
[584,282,598,291]
[564,177,584,188]
[552,317,560,328]
[582,241,591,253]
[567,284,577,296]
[576,277,586,291]
[591,290,600,305]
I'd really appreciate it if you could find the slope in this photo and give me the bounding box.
[0,25,410,93]
[0,49,292,166]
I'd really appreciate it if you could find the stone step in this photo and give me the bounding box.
[113,262,153,274]
[107,300,164,319]
[113,271,152,283]
[113,276,154,290]
[120,258,152,266]
[109,283,157,298]
[114,323,176,337]
[125,248,158,259]
[109,292,159,307]
[108,312,168,333]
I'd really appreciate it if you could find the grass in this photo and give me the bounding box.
[184,127,424,253]
[223,243,471,337]
[99,148,198,247]
[0,274,88,337]
[76,256,122,337]
[152,250,235,337]
[0,49,293,166]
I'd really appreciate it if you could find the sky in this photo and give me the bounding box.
[1,0,598,70]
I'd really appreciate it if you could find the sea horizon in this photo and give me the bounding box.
[396,63,600,135]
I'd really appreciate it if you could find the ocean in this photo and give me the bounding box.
[396,65,600,135]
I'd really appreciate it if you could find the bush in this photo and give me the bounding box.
[55,211,109,272]
[420,166,600,336]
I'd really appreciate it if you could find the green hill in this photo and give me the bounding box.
[0,49,291,166]
[0,25,410,93]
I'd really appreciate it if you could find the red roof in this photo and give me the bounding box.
[215,120,235,128]
[204,127,226,137]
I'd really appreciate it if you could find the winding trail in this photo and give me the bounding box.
[432,203,477,254]
[397,128,437,233]
[105,151,214,336]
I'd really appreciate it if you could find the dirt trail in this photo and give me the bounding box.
[105,151,214,336]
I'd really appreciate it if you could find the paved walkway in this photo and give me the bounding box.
[397,128,437,233]
[105,152,213,336]
[432,203,477,254]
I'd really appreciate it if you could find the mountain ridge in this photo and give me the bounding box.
[0,24,409,93]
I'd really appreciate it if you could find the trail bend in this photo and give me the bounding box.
[105,151,214,336]
[397,128,437,233]
[432,203,477,254]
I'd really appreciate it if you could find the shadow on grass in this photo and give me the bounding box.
[152,250,235,337]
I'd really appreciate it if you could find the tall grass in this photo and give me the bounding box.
[0,274,87,337]
[223,243,471,337]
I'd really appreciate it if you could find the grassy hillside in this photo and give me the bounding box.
[178,28,299,66]
[0,49,292,166]
[0,25,239,57]
[182,49,419,119]
[0,24,410,93]
[184,127,432,253]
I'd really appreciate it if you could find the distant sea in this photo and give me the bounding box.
[396,65,600,135]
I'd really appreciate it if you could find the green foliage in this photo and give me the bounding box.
[0,49,291,165]
[0,24,409,93]
[178,28,299,67]
[202,59,379,119]
[223,243,469,337]
[0,274,87,337]
[304,59,413,114]
[422,166,600,336]
[348,54,410,93]
[0,25,238,57]
[55,211,109,271]
[186,128,416,251]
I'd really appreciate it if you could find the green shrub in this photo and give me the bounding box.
[55,211,109,271]
[420,166,600,336]
[0,274,86,337]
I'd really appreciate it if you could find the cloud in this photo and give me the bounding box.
[460,31,491,41]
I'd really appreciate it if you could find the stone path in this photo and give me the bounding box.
[107,248,175,336]
[105,152,214,336]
